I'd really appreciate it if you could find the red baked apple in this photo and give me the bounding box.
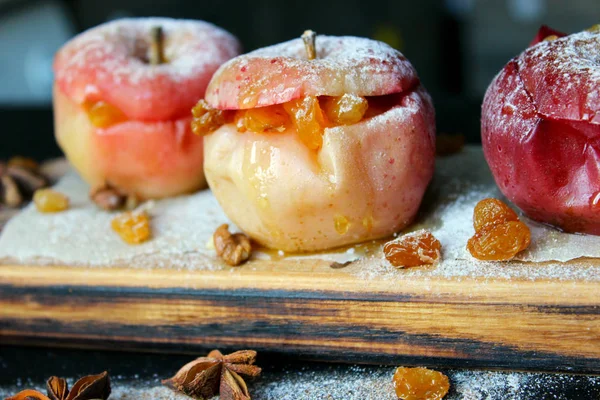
[53,18,240,199]
[195,33,436,252]
[482,25,600,234]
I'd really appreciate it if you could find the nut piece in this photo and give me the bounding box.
[213,224,252,266]
[90,183,126,211]
[1,175,23,207]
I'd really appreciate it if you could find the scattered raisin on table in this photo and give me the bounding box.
[33,189,69,213]
[383,230,441,268]
[393,367,450,400]
[111,210,151,245]
[467,198,530,261]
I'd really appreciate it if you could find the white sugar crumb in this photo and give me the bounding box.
[1,147,600,284]
[2,368,598,399]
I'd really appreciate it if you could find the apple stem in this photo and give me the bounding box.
[302,30,317,60]
[149,26,165,65]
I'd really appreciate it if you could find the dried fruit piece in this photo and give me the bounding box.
[586,24,600,33]
[214,224,252,266]
[393,367,450,400]
[5,389,51,400]
[320,94,368,125]
[82,100,128,128]
[473,198,519,232]
[191,99,233,136]
[283,96,326,150]
[111,210,151,245]
[468,198,531,261]
[384,230,441,268]
[33,189,69,213]
[239,104,289,133]
[467,220,531,261]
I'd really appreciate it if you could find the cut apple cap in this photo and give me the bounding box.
[54,18,241,121]
[205,35,419,110]
[517,29,600,124]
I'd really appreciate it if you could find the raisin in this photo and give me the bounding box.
[239,104,289,133]
[83,100,128,128]
[468,198,530,261]
[393,367,450,400]
[383,230,441,268]
[283,96,327,150]
[467,220,531,261]
[33,189,69,213]
[191,99,233,136]
[320,94,368,125]
[111,211,151,245]
[473,198,519,232]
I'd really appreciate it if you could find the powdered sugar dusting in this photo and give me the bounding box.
[1,147,600,282]
[2,366,598,399]
[517,30,600,123]
[54,18,240,120]
[206,35,418,109]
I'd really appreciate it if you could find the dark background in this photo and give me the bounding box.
[0,0,598,159]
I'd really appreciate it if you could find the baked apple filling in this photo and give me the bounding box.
[82,100,128,128]
[191,93,401,150]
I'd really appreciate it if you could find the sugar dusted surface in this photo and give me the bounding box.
[1,147,600,282]
[1,366,599,400]
[54,18,240,120]
[206,35,418,109]
[517,30,600,123]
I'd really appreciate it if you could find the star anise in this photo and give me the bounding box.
[46,371,111,400]
[0,157,48,208]
[162,350,261,400]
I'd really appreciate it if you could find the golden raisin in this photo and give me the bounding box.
[111,211,151,245]
[283,96,327,150]
[473,198,519,232]
[320,94,368,125]
[83,100,128,128]
[239,104,290,133]
[383,230,441,268]
[393,367,450,400]
[33,189,69,213]
[191,99,233,136]
[467,220,531,261]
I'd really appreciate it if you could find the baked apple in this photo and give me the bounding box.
[482,25,600,234]
[196,32,436,252]
[53,18,240,199]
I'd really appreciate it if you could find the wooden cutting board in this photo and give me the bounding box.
[1,148,599,373]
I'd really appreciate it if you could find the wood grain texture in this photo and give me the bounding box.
[1,261,599,373]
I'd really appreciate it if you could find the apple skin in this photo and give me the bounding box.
[205,36,418,110]
[204,88,435,252]
[53,18,240,198]
[54,86,206,198]
[482,29,600,234]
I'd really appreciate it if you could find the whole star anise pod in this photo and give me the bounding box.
[162,350,261,400]
[46,371,111,400]
[4,372,110,400]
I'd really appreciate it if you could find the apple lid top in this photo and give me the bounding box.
[516,29,600,124]
[205,35,420,110]
[54,18,241,121]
